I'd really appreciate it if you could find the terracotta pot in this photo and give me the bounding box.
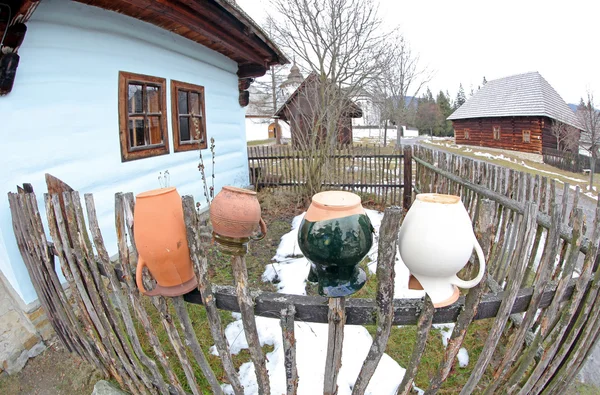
[298,191,373,297]
[134,187,197,297]
[210,186,267,241]
[398,193,486,307]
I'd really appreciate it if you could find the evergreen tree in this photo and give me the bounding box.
[436,90,453,136]
[454,84,466,109]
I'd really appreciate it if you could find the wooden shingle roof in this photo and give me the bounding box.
[448,72,582,130]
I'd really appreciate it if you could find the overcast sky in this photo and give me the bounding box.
[237,0,599,105]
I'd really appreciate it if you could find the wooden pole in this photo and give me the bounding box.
[323,297,346,395]
[352,207,403,395]
[181,195,244,394]
[231,254,271,394]
[403,146,412,211]
[280,305,298,395]
[397,295,435,395]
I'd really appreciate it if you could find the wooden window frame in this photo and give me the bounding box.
[493,125,501,140]
[523,129,531,143]
[118,71,169,162]
[464,128,470,140]
[171,80,207,152]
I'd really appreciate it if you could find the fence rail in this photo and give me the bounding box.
[247,145,412,208]
[7,145,600,394]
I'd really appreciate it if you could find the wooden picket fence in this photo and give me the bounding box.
[247,145,412,208]
[6,144,600,394]
[543,147,600,174]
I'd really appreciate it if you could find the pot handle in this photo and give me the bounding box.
[450,235,486,289]
[250,218,268,241]
[136,257,161,296]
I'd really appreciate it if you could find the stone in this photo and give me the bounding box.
[91,380,127,395]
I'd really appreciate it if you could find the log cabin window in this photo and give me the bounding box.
[523,130,531,143]
[118,71,169,162]
[171,80,207,152]
[464,129,470,140]
[493,126,501,140]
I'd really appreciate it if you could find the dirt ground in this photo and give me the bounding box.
[0,339,103,395]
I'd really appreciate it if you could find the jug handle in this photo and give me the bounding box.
[136,257,161,296]
[250,218,268,241]
[450,236,486,289]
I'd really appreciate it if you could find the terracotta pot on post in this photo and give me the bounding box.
[209,186,267,255]
[134,187,198,297]
[398,193,486,307]
[298,191,374,297]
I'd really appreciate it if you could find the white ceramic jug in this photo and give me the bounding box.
[398,193,485,307]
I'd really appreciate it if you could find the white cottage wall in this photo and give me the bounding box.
[0,0,250,304]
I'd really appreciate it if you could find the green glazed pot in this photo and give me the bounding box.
[298,191,373,297]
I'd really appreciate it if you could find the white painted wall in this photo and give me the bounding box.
[245,118,291,141]
[0,0,249,304]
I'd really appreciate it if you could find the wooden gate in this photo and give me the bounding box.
[7,145,600,394]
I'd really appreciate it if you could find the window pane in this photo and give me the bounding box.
[178,90,188,115]
[128,120,134,148]
[148,116,163,144]
[146,86,161,113]
[135,119,145,146]
[189,92,201,115]
[179,117,190,142]
[128,84,143,114]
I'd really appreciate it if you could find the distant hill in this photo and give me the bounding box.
[569,103,578,112]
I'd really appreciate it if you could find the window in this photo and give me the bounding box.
[119,71,169,161]
[171,80,207,152]
[493,126,501,140]
[523,130,531,143]
[464,129,470,140]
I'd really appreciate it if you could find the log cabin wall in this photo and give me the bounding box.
[452,116,558,154]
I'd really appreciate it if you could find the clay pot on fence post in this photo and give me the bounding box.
[209,186,267,255]
[298,191,374,297]
[398,193,486,307]
[133,187,198,297]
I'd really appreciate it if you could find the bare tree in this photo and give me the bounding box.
[577,92,600,188]
[549,120,579,152]
[268,0,394,199]
[371,34,430,146]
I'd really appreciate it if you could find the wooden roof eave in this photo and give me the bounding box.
[73,0,287,78]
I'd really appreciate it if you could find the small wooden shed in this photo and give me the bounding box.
[274,73,362,147]
[448,72,582,154]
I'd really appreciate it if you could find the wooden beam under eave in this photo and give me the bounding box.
[95,0,270,66]
[11,0,40,24]
[2,23,27,50]
[175,0,278,62]
[237,63,268,79]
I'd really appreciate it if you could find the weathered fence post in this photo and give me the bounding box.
[231,254,271,394]
[324,296,346,395]
[403,145,413,211]
[352,206,403,394]
[280,305,298,395]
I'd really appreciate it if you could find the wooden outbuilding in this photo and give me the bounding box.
[274,73,363,147]
[448,72,582,154]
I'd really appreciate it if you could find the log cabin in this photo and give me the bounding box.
[0,0,286,314]
[448,72,582,154]
[274,73,363,147]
